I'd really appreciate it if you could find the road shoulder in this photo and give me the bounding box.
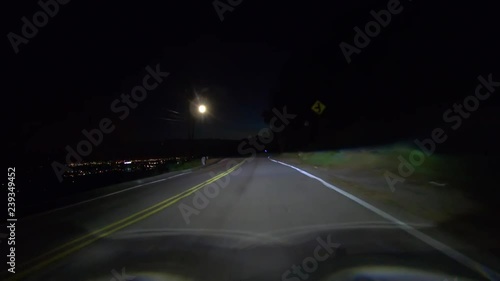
[270,154,500,273]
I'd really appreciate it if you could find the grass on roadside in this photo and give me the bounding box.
[169,159,201,171]
[280,144,500,252]
[281,143,472,190]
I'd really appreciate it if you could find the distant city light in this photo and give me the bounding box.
[62,157,191,179]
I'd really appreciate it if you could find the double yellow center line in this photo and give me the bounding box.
[11,160,245,280]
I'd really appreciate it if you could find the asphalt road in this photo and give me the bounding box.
[4,157,497,281]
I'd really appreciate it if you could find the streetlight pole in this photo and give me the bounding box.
[186,100,208,158]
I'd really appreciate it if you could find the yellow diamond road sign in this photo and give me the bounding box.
[311,100,326,115]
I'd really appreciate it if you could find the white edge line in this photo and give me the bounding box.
[268,157,499,280]
[23,171,192,219]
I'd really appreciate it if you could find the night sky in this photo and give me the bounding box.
[4,0,500,160]
[4,0,296,152]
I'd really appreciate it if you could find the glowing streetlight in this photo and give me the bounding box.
[198,104,207,114]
